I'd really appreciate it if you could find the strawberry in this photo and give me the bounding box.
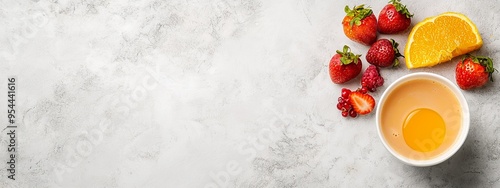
[349,91,375,115]
[342,5,378,46]
[377,0,413,34]
[365,39,403,67]
[455,54,495,90]
[329,45,363,84]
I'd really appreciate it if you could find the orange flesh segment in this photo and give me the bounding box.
[405,12,483,69]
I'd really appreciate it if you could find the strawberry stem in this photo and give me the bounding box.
[390,39,404,67]
[344,4,373,27]
[336,45,362,65]
[466,54,496,82]
[389,0,413,18]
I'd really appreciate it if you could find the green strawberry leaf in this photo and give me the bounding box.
[345,4,373,27]
[344,6,352,16]
[389,0,413,18]
[466,54,496,82]
[336,45,361,65]
[390,39,404,67]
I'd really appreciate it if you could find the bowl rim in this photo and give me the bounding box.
[375,72,470,167]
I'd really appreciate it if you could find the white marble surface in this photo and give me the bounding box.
[1,0,500,187]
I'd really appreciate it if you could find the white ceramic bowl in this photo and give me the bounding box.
[376,72,470,166]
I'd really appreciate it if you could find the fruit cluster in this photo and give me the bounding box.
[330,0,495,118]
[331,0,412,118]
[336,88,375,118]
[332,64,381,118]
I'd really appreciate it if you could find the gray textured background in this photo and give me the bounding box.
[1,0,499,187]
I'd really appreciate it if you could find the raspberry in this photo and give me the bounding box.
[361,65,384,92]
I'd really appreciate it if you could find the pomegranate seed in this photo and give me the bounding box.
[343,102,349,108]
[349,109,357,117]
[341,111,348,117]
[337,103,342,110]
[360,87,368,94]
[338,97,343,103]
[341,88,351,98]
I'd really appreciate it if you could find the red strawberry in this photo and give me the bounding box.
[349,91,375,115]
[455,54,495,90]
[329,45,363,84]
[342,5,378,46]
[377,0,413,34]
[366,39,403,67]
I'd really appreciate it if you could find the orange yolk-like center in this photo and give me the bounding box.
[403,108,446,152]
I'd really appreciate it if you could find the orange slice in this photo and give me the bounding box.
[404,12,483,69]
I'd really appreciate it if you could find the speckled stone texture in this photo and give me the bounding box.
[0,0,499,187]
